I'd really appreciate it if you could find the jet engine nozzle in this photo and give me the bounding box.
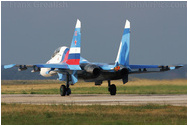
[84,64,101,77]
[120,67,129,76]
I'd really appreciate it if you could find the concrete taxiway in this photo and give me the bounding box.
[1,94,187,106]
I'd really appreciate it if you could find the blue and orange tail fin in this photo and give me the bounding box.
[115,20,130,66]
[66,19,81,66]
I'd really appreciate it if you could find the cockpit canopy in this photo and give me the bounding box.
[51,47,61,58]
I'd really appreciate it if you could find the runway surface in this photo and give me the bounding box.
[1,94,187,106]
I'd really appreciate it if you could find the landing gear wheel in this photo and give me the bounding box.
[109,84,116,95]
[66,88,71,96]
[60,85,66,96]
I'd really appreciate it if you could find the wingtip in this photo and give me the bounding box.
[76,19,81,28]
[175,65,184,69]
[4,64,16,69]
[125,20,130,29]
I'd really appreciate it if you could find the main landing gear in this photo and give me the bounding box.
[59,75,116,96]
[60,85,71,96]
[108,80,116,95]
[60,74,71,96]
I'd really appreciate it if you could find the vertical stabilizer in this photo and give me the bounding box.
[115,20,130,66]
[66,19,81,65]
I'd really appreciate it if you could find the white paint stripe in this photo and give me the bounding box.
[76,19,81,28]
[115,42,122,62]
[69,47,80,54]
[125,20,130,29]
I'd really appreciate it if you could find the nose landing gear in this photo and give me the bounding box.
[60,85,71,96]
[60,74,71,96]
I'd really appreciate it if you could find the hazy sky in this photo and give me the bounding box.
[2,1,187,65]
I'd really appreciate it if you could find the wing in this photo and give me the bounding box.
[4,63,81,71]
[129,65,183,74]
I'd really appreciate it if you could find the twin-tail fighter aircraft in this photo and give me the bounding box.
[4,19,183,96]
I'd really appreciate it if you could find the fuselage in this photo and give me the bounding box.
[4,19,182,96]
[40,46,69,77]
[40,46,125,82]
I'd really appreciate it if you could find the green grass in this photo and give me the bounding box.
[1,79,187,125]
[1,103,187,125]
[2,79,187,94]
[2,85,187,94]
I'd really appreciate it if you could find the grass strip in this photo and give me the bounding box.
[1,103,187,125]
[2,85,187,94]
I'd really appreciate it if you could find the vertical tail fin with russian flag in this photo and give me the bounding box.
[115,20,130,66]
[66,19,81,66]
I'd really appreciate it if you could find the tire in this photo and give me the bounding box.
[66,88,71,96]
[60,85,66,96]
[110,84,116,95]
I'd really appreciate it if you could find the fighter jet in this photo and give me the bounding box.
[4,19,183,96]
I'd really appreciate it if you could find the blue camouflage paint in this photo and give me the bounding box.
[70,28,81,48]
[118,28,130,66]
[4,64,16,69]
[58,73,66,81]
[170,66,175,70]
[67,24,81,64]
[36,64,69,69]
[130,65,158,69]
[68,65,81,70]
[114,62,119,67]
[80,57,89,63]
[71,70,78,84]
